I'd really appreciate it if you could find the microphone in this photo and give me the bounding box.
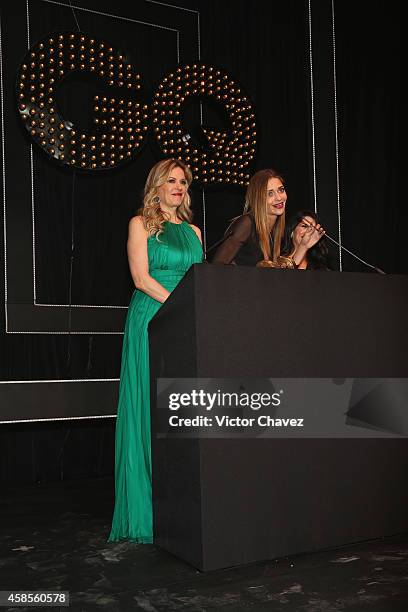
[302,220,386,274]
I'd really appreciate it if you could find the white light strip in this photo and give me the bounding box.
[197,11,201,60]
[201,188,207,253]
[199,89,205,247]
[30,145,36,302]
[0,378,119,383]
[146,0,201,63]
[6,330,123,335]
[40,0,179,32]
[28,3,37,301]
[331,0,342,270]
[34,302,128,309]
[307,0,317,213]
[145,0,199,14]
[26,0,31,49]
[0,414,116,424]
[0,16,8,333]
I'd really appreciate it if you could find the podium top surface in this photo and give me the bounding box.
[149,264,408,377]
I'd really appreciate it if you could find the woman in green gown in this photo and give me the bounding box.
[109,159,203,543]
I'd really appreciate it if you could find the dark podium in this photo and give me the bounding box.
[149,264,408,571]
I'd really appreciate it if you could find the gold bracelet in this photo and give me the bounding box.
[256,259,281,268]
[276,256,298,269]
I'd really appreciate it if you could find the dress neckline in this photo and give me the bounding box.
[166,220,184,226]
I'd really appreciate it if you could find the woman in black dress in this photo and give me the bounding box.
[212,169,323,267]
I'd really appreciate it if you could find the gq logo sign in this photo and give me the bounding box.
[16,32,258,187]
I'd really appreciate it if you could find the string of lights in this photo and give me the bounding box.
[17,33,258,185]
[17,32,148,170]
[153,63,257,187]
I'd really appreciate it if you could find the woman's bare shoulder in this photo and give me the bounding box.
[128,215,148,239]
[189,223,202,241]
[129,214,144,226]
[129,215,147,230]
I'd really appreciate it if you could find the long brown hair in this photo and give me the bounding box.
[243,169,286,261]
[138,158,193,237]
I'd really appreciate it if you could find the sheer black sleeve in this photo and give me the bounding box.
[211,215,253,264]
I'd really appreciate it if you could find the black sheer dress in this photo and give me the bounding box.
[211,214,273,266]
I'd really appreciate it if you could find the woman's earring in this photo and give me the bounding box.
[290,231,294,239]
[153,195,160,204]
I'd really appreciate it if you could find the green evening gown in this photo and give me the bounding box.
[109,221,203,543]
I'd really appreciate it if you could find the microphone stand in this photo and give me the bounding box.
[321,232,386,275]
[300,218,386,274]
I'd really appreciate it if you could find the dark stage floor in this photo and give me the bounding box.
[1,478,407,611]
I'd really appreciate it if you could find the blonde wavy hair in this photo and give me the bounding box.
[138,158,193,237]
[243,168,286,262]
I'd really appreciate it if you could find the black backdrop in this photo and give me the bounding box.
[0,0,405,483]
